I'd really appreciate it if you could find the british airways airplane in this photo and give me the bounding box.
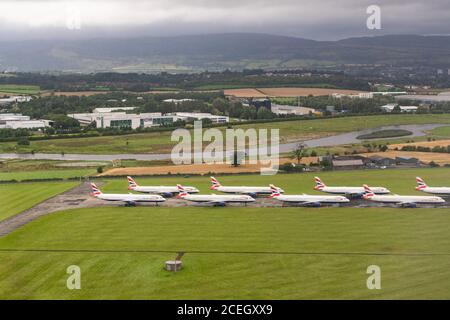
[90,183,166,206]
[127,176,199,197]
[314,177,390,197]
[177,184,255,206]
[268,185,349,207]
[415,177,450,195]
[210,176,284,197]
[362,184,445,207]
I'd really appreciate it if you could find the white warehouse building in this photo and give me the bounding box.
[380,103,418,113]
[0,113,51,129]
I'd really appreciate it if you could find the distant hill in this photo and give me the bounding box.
[0,33,449,72]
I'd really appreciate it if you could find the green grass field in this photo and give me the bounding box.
[0,182,78,221]
[0,85,40,95]
[0,169,94,182]
[1,168,450,299]
[1,114,450,154]
[430,126,450,138]
[0,206,449,299]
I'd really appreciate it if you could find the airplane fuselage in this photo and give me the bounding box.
[418,187,450,195]
[214,186,283,195]
[181,194,256,204]
[96,193,166,203]
[319,186,390,195]
[365,195,445,204]
[131,186,199,194]
[273,194,350,204]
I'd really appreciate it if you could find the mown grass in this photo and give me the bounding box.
[1,114,450,154]
[0,206,449,299]
[430,125,450,138]
[0,182,78,221]
[0,169,94,182]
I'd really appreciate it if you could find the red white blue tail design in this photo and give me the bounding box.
[362,185,374,199]
[90,183,102,197]
[127,176,138,190]
[268,184,281,198]
[416,177,427,190]
[210,176,221,190]
[314,177,326,190]
[176,184,188,198]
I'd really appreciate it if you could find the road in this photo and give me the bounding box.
[0,124,445,162]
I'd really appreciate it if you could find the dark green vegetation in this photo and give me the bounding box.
[1,34,450,73]
[357,129,413,140]
[0,182,78,221]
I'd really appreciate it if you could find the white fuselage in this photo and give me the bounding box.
[419,187,450,195]
[96,193,165,203]
[273,194,350,204]
[365,194,445,204]
[319,186,390,195]
[214,186,284,195]
[131,185,199,194]
[181,194,256,204]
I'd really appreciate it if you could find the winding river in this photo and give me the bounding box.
[0,123,446,161]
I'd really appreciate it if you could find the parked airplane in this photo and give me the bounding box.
[127,176,199,197]
[90,183,166,206]
[210,176,284,197]
[268,185,350,207]
[177,184,255,206]
[362,184,445,207]
[314,177,390,197]
[415,177,450,195]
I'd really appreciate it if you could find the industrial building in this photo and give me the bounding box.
[380,103,418,113]
[69,111,229,129]
[395,94,450,104]
[271,104,319,116]
[0,96,32,106]
[0,113,51,129]
[93,107,137,113]
[169,112,229,124]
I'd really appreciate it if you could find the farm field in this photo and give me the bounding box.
[0,206,449,299]
[1,114,450,154]
[224,87,365,98]
[0,182,78,221]
[0,85,40,95]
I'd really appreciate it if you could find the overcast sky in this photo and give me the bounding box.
[0,0,449,41]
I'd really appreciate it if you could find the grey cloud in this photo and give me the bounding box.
[0,0,449,40]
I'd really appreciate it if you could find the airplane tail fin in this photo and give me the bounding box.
[127,176,138,190]
[268,184,281,198]
[416,177,427,190]
[176,184,188,198]
[314,176,326,190]
[210,176,221,190]
[90,183,102,197]
[362,184,375,199]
